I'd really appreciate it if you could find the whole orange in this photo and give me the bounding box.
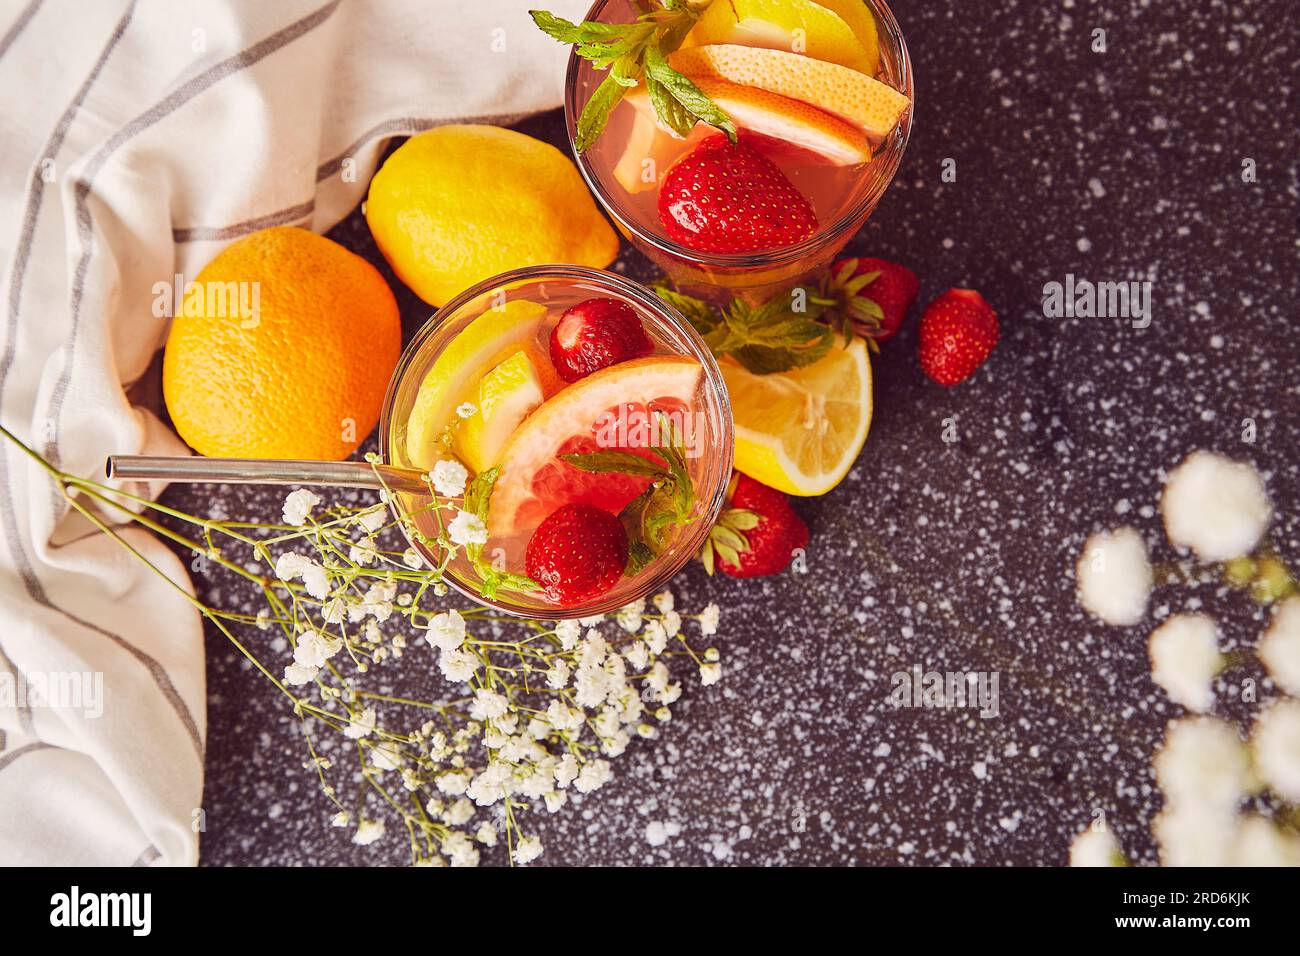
[162,226,401,460]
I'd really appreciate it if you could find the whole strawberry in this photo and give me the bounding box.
[918,288,999,386]
[829,257,919,341]
[526,503,628,606]
[658,135,818,254]
[701,473,810,578]
[550,297,653,382]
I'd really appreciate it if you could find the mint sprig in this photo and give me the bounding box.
[462,466,540,599]
[560,415,697,575]
[655,284,836,375]
[530,3,736,152]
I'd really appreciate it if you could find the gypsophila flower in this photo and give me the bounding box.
[330,811,350,828]
[426,609,467,651]
[294,628,343,669]
[578,614,603,626]
[352,819,385,846]
[344,707,377,740]
[574,759,612,794]
[602,729,631,757]
[255,608,271,631]
[470,688,510,721]
[554,753,579,789]
[653,590,674,613]
[283,662,317,686]
[467,763,511,806]
[513,835,543,864]
[431,459,469,497]
[642,619,668,655]
[624,641,649,671]
[439,647,479,683]
[1068,826,1123,867]
[402,548,423,569]
[448,509,488,547]
[544,791,567,812]
[699,602,720,636]
[546,659,571,689]
[662,611,681,638]
[356,505,387,533]
[456,402,477,419]
[546,699,584,732]
[321,598,345,624]
[282,488,322,526]
[1258,597,1300,697]
[700,662,722,686]
[1153,802,1235,866]
[443,797,474,827]
[369,742,404,772]
[1231,815,1300,866]
[442,831,480,867]
[274,552,330,600]
[349,538,378,566]
[1154,717,1250,810]
[617,600,644,632]
[1147,614,1223,712]
[647,661,670,693]
[1251,699,1300,802]
[555,618,582,650]
[475,822,498,847]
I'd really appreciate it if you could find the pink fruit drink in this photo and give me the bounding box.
[380,267,733,619]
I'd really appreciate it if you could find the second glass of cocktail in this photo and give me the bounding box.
[555,0,914,301]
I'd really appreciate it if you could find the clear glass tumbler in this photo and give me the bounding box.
[564,0,914,303]
[380,265,733,620]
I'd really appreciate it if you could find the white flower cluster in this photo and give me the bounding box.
[1070,451,1300,867]
[262,494,727,867]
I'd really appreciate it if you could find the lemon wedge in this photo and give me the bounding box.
[685,0,879,75]
[720,338,873,496]
[453,350,546,474]
[404,300,547,471]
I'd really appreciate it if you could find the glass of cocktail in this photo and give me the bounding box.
[561,0,913,302]
[380,265,733,619]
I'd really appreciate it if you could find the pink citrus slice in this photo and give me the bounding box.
[488,356,704,538]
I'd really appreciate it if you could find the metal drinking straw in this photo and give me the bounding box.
[105,455,430,495]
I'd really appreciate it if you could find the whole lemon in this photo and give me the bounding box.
[365,125,620,306]
[162,226,401,460]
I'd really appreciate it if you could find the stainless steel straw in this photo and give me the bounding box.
[105,455,430,495]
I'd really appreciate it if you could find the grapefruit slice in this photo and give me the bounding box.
[488,356,704,538]
[685,78,872,165]
[684,0,878,75]
[404,300,546,471]
[669,44,909,140]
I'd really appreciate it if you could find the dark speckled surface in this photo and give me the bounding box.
[167,0,1299,865]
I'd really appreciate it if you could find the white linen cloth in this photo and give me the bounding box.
[0,0,588,866]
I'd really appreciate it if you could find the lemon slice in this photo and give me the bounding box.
[720,338,872,496]
[453,350,546,474]
[685,0,878,75]
[405,300,547,470]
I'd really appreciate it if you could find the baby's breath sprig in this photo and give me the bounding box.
[1,425,724,866]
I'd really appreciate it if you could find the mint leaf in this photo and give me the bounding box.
[575,71,628,152]
[529,11,626,44]
[560,450,665,477]
[643,45,736,143]
[645,74,696,139]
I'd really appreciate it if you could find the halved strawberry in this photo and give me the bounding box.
[657,135,818,254]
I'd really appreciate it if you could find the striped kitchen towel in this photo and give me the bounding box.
[0,0,586,866]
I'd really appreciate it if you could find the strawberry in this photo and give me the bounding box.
[700,473,809,578]
[828,257,919,342]
[549,297,654,383]
[526,503,628,606]
[917,288,999,386]
[658,135,818,254]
